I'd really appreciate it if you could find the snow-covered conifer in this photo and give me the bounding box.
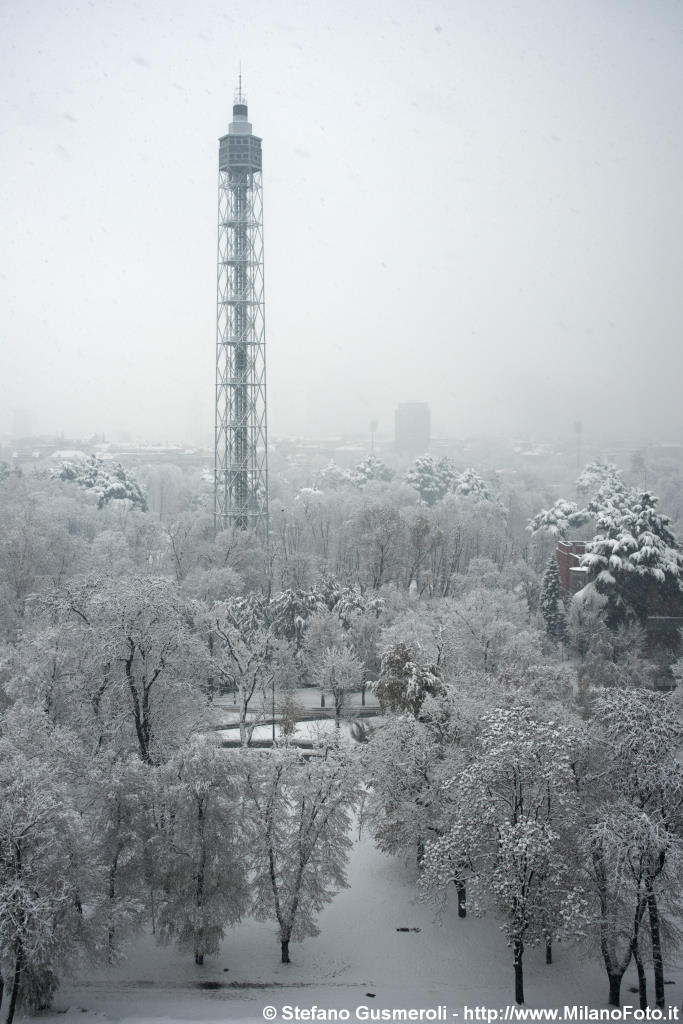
[527,498,589,539]
[581,491,683,628]
[374,642,441,717]
[576,459,624,499]
[351,455,394,487]
[404,455,457,506]
[454,467,491,500]
[55,455,147,511]
[539,557,568,643]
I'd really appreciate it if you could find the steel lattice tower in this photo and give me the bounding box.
[214,81,268,532]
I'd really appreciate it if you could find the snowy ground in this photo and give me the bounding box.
[216,718,355,745]
[213,687,378,744]
[212,687,379,723]
[27,832,682,1024]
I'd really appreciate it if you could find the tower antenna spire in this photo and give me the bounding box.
[235,63,245,104]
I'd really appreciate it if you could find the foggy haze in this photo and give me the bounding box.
[2,0,682,446]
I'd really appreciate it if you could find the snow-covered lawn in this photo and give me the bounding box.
[28,832,682,1024]
[216,718,354,745]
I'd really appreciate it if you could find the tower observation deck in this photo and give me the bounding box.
[214,81,268,532]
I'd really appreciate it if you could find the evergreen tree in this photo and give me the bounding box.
[539,557,567,643]
[351,455,394,487]
[54,456,147,511]
[527,498,590,539]
[374,642,441,717]
[404,455,457,506]
[455,467,491,500]
[582,491,683,628]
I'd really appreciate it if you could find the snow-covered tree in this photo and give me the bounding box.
[62,575,210,764]
[243,739,361,963]
[318,644,363,727]
[527,498,589,539]
[302,608,345,663]
[351,455,394,487]
[163,511,215,584]
[54,455,147,511]
[539,557,568,643]
[581,491,683,628]
[442,588,532,675]
[269,587,325,647]
[455,467,491,500]
[363,710,456,872]
[571,617,656,690]
[93,755,149,960]
[581,806,675,1009]
[0,729,95,1020]
[584,689,683,1007]
[313,460,355,491]
[351,502,405,589]
[420,703,587,1005]
[374,642,441,718]
[318,576,384,629]
[212,612,281,747]
[576,460,623,498]
[0,480,92,635]
[404,455,457,506]
[150,737,248,965]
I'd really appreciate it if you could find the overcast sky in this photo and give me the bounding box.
[2,0,682,446]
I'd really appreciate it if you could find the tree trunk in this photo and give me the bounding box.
[6,945,23,1024]
[647,888,665,1009]
[0,970,4,1012]
[513,939,524,1005]
[240,704,248,747]
[281,939,290,964]
[633,943,647,1011]
[194,798,206,967]
[361,684,366,707]
[416,838,425,866]
[545,938,552,965]
[608,972,624,1008]
[149,885,157,935]
[108,838,122,958]
[456,880,466,918]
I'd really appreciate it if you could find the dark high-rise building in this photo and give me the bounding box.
[395,402,430,455]
[214,79,268,532]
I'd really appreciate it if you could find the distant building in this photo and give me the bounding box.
[395,403,430,455]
